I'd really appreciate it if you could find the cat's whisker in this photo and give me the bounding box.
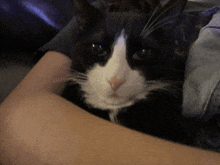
[145,80,169,87]
[73,74,87,78]
[142,21,173,37]
[142,14,179,38]
[74,79,87,83]
[149,14,179,30]
[143,5,160,31]
[141,3,179,37]
[69,77,87,82]
[143,20,176,38]
[71,70,87,76]
[144,80,183,99]
[68,70,88,84]
[68,77,86,83]
[75,75,87,80]
[141,2,176,35]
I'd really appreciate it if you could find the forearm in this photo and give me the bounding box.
[1,91,220,165]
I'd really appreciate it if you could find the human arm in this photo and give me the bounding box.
[0,51,220,165]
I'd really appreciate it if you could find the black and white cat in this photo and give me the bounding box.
[62,0,200,145]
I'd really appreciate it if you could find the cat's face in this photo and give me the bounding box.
[69,0,187,111]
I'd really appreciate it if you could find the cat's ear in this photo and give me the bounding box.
[71,0,103,30]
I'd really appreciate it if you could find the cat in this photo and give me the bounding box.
[62,0,201,146]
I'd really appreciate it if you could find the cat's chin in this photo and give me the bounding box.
[105,96,134,106]
[86,94,145,111]
[102,98,135,110]
[85,92,146,110]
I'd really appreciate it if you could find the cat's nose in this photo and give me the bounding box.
[108,76,126,92]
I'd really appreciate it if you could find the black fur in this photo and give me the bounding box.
[62,0,201,146]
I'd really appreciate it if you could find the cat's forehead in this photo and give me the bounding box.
[104,12,148,36]
[81,12,149,45]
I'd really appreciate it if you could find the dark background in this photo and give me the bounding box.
[0,0,220,103]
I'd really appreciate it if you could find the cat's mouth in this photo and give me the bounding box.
[84,91,146,110]
[104,94,136,106]
[101,91,147,108]
[109,93,120,99]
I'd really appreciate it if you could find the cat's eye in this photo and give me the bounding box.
[91,44,109,56]
[133,48,155,60]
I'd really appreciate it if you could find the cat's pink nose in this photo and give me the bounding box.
[108,76,126,92]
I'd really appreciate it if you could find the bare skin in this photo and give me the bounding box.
[0,51,220,165]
